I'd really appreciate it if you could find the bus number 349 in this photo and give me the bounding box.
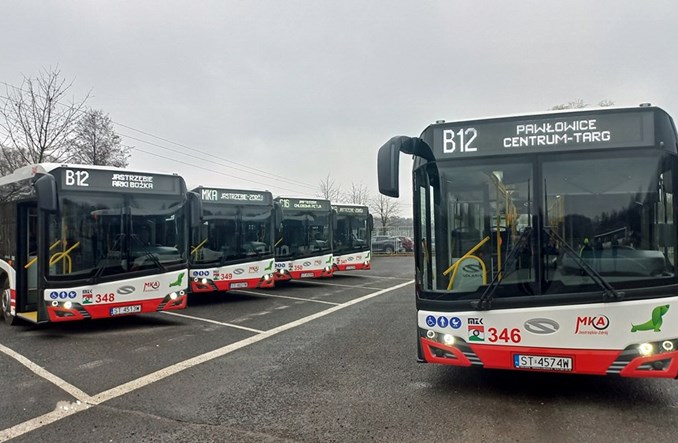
[488,328,521,343]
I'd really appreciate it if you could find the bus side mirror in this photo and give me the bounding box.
[368,214,374,232]
[34,174,57,212]
[377,136,434,198]
[187,192,202,228]
[274,201,283,230]
[332,209,338,230]
[378,138,402,198]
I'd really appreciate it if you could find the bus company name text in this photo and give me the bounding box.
[504,119,612,148]
[112,174,154,189]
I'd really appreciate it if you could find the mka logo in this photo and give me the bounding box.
[575,315,610,335]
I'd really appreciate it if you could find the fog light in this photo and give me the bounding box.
[639,343,654,356]
[662,341,674,352]
[426,330,436,339]
[169,292,178,300]
[201,278,207,284]
[264,274,270,281]
[443,334,455,345]
[64,301,72,309]
[51,300,58,307]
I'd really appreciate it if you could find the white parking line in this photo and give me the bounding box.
[291,280,383,290]
[0,279,413,441]
[234,289,341,306]
[160,311,264,333]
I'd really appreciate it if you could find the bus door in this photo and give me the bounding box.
[16,202,39,320]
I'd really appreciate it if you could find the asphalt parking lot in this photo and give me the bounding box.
[0,256,414,442]
[2,255,678,442]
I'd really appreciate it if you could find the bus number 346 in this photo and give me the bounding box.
[488,327,521,343]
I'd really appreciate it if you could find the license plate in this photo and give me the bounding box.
[230,282,248,289]
[110,305,142,316]
[514,355,572,371]
[301,272,314,278]
[345,265,356,270]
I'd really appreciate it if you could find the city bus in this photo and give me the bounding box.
[0,163,200,324]
[190,187,277,292]
[274,197,333,281]
[332,204,372,272]
[377,105,678,378]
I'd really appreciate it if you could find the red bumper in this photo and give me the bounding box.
[420,337,678,378]
[46,294,187,322]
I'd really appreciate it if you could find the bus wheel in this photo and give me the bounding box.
[1,281,17,325]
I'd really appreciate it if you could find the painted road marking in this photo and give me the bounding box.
[234,289,341,306]
[161,311,264,333]
[291,280,383,290]
[0,280,413,441]
[0,344,93,403]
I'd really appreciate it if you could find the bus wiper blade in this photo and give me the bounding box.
[472,227,532,311]
[546,228,623,301]
[131,235,168,273]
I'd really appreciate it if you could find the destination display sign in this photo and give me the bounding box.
[56,168,183,194]
[334,205,368,215]
[197,187,272,205]
[277,197,331,211]
[430,110,656,158]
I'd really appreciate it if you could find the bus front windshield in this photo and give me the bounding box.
[191,205,273,265]
[334,214,369,255]
[418,152,676,301]
[47,193,187,281]
[277,211,331,260]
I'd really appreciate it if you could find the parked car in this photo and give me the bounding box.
[397,236,414,252]
[371,235,404,253]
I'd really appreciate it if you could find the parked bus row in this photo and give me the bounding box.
[0,164,372,325]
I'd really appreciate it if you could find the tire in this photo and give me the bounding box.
[383,245,394,254]
[1,278,17,325]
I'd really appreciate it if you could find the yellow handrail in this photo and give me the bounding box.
[190,238,208,257]
[24,240,65,269]
[49,242,80,274]
[443,236,490,290]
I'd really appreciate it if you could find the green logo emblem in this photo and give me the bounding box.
[631,305,670,332]
[265,260,274,271]
[169,272,185,288]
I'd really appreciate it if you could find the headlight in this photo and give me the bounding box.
[639,343,654,356]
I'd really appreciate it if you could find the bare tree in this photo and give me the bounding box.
[318,173,343,202]
[345,182,370,205]
[370,194,400,234]
[71,109,131,167]
[0,67,89,171]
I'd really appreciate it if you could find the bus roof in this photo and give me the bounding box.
[0,163,185,194]
[419,105,677,160]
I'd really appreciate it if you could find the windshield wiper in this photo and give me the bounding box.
[546,227,623,302]
[130,234,168,273]
[472,227,533,310]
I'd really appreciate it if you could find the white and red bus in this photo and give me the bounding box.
[332,204,372,272]
[274,197,333,281]
[378,105,678,378]
[190,187,276,292]
[0,163,200,324]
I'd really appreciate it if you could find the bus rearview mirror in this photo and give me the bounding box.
[34,174,57,212]
[187,192,203,228]
[378,136,434,198]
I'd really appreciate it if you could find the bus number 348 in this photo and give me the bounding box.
[488,328,521,343]
[96,293,115,303]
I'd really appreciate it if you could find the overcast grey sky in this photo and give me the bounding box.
[1,0,677,215]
